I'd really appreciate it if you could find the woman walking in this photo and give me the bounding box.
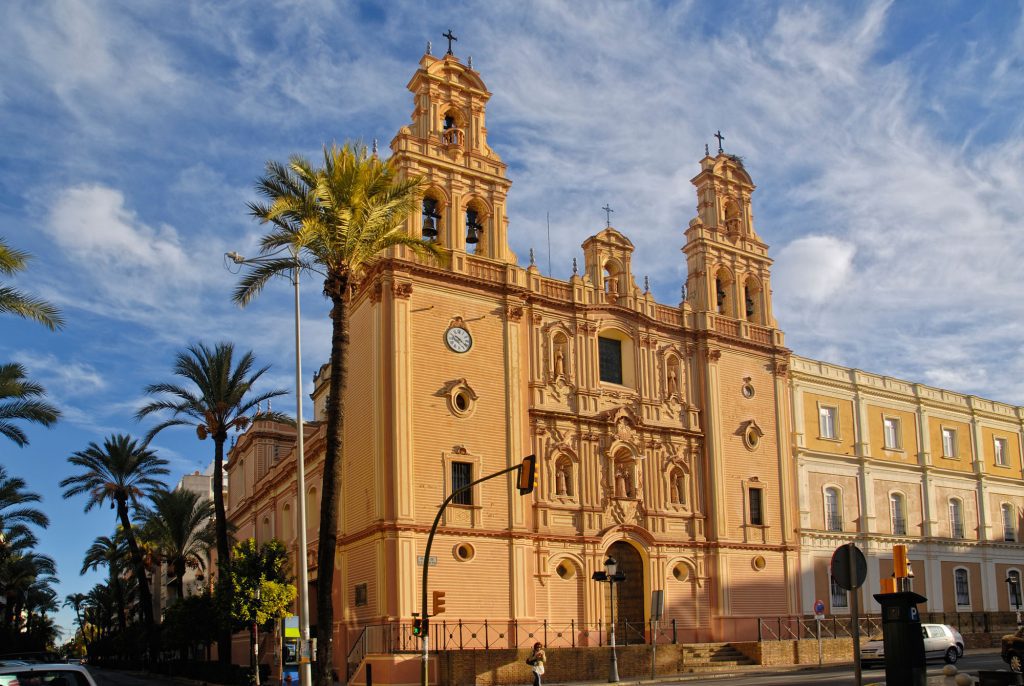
[527,641,546,686]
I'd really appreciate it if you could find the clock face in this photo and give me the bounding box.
[445,326,473,353]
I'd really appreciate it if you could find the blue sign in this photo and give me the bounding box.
[814,599,826,615]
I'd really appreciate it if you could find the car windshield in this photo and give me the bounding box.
[5,670,90,686]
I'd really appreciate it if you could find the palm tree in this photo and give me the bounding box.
[64,592,88,645]
[141,488,215,601]
[0,237,64,330]
[234,142,441,682]
[59,434,168,658]
[136,342,286,665]
[0,464,49,533]
[81,534,129,636]
[0,551,55,632]
[0,363,60,447]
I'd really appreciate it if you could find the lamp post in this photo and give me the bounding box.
[226,250,313,686]
[253,586,262,686]
[906,561,915,592]
[1007,576,1022,626]
[592,556,626,683]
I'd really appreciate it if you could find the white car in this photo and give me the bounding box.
[0,664,97,686]
[860,623,965,666]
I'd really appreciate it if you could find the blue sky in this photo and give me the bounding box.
[2,0,1023,639]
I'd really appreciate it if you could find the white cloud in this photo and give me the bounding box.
[12,351,106,397]
[774,236,856,307]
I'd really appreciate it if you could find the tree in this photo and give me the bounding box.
[141,488,215,601]
[81,534,129,637]
[64,592,87,642]
[0,363,60,447]
[136,342,287,665]
[234,142,441,684]
[59,434,168,659]
[0,464,49,533]
[0,237,64,330]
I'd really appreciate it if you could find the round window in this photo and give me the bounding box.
[453,543,475,562]
[744,426,761,450]
[742,383,755,399]
[752,555,767,572]
[454,392,469,412]
[672,563,689,582]
[556,561,575,579]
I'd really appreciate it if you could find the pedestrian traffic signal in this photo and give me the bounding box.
[412,617,429,637]
[432,590,446,615]
[518,454,538,495]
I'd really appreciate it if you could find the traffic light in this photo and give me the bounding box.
[518,454,538,495]
[432,590,446,615]
[412,617,429,637]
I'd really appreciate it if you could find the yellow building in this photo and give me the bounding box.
[226,48,801,669]
[792,357,1024,617]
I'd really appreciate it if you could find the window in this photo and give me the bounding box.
[954,568,970,607]
[942,428,958,458]
[1003,503,1017,542]
[824,487,842,532]
[883,417,902,450]
[949,498,965,539]
[451,461,473,506]
[748,487,764,526]
[830,575,848,608]
[598,337,623,385]
[1009,570,1022,608]
[890,493,907,535]
[995,437,1009,467]
[354,583,368,607]
[819,406,838,440]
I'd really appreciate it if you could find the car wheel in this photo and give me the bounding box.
[944,647,958,664]
[1011,652,1023,673]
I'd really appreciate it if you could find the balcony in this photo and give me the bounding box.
[826,515,843,532]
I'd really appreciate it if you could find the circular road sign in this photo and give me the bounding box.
[814,599,826,615]
[830,543,867,591]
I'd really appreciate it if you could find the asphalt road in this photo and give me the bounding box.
[89,668,187,686]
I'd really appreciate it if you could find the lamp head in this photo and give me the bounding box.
[604,556,617,577]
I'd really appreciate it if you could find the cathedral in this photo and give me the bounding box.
[225,44,1024,682]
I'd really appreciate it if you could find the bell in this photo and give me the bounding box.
[422,215,437,239]
[465,209,482,244]
[466,226,479,244]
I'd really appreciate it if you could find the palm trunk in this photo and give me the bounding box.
[314,285,348,685]
[173,557,186,601]
[117,498,156,660]
[111,573,127,637]
[213,435,233,665]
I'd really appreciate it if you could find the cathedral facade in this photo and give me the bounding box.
[226,49,799,665]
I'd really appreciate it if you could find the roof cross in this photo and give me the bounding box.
[443,29,458,55]
[602,204,614,228]
[714,130,725,153]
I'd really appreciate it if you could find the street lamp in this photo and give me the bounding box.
[226,249,313,686]
[1007,575,1022,626]
[592,556,626,683]
[253,586,262,686]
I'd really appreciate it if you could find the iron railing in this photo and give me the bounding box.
[757,615,882,641]
[826,515,843,532]
[892,517,907,535]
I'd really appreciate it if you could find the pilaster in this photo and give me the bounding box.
[391,280,415,523]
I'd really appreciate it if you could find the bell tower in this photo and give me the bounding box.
[389,46,515,264]
[683,150,776,328]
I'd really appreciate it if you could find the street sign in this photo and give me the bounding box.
[831,543,867,590]
[416,555,438,567]
[651,590,665,621]
[814,599,826,619]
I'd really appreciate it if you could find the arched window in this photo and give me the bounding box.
[890,493,906,535]
[743,278,761,323]
[603,261,623,297]
[1003,503,1017,542]
[1008,570,1022,609]
[949,498,965,539]
[306,487,318,535]
[714,268,733,316]
[824,487,842,532]
[597,327,635,387]
[954,568,970,607]
[441,110,463,146]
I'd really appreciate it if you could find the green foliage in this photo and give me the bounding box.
[162,591,222,655]
[0,236,64,330]
[229,538,297,629]
[0,363,60,447]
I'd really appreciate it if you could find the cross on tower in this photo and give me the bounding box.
[714,130,725,153]
[602,204,614,228]
[443,29,458,55]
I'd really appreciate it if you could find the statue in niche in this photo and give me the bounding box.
[554,345,565,378]
[615,465,633,498]
[667,364,678,396]
[556,463,568,496]
[674,472,686,505]
[605,272,618,295]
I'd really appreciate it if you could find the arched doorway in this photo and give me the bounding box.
[606,541,646,644]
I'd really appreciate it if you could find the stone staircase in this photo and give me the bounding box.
[678,643,757,672]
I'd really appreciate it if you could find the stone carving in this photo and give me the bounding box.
[556,463,568,496]
[392,282,413,299]
[554,347,565,378]
[506,304,524,321]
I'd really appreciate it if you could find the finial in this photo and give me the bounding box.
[426,40,432,56]
[681,283,687,302]
[705,143,710,157]
[443,29,457,56]
[372,138,378,156]
[468,56,473,69]
[529,248,535,266]
[257,401,261,414]
[268,399,272,412]
[572,257,578,275]
[602,203,614,229]
[644,276,650,293]
[714,130,725,153]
